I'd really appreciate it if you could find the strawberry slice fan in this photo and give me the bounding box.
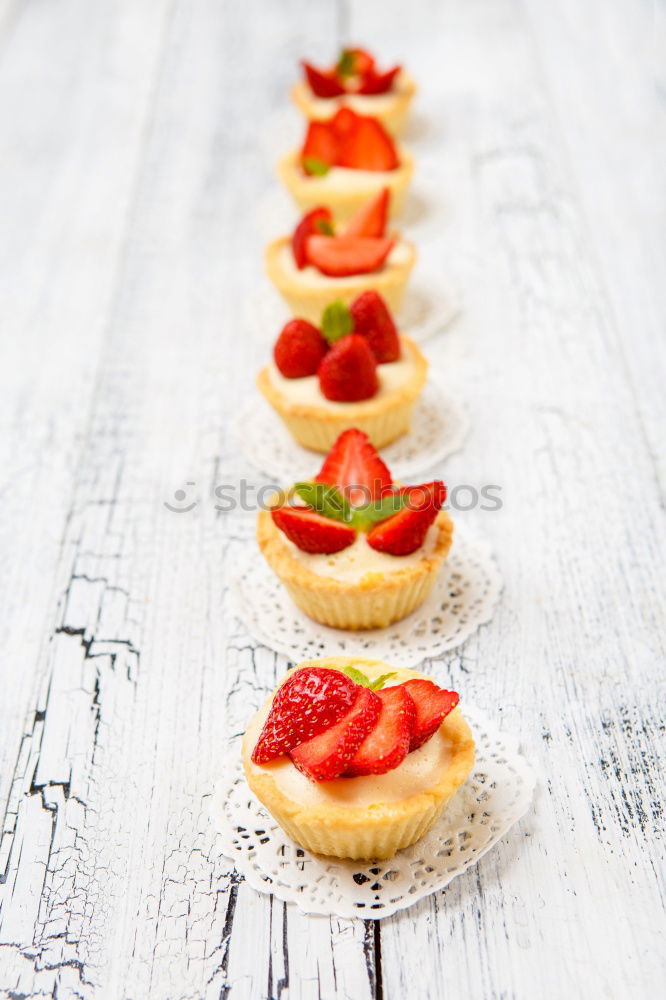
[252,665,460,783]
[277,107,415,223]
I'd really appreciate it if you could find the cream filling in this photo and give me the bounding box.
[267,336,415,408]
[303,163,400,190]
[302,71,411,118]
[283,522,440,583]
[245,691,454,808]
[279,241,412,287]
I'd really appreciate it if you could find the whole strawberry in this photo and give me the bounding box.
[252,667,358,763]
[350,290,400,363]
[318,333,378,401]
[274,318,328,378]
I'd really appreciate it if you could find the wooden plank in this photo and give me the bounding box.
[0,0,173,880]
[341,1,665,997]
[0,0,380,996]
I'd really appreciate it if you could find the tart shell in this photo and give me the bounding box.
[290,73,417,137]
[257,335,428,452]
[276,147,414,222]
[256,507,454,630]
[242,657,475,860]
[264,236,416,324]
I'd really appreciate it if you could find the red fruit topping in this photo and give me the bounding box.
[315,428,392,505]
[330,106,358,138]
[397,480,447,507]
[337,116,398,171]
[350,289,400,362]
[292,206,333,269]
[305,235,394,277]
[345,685,416,776]
[400,679,459,752]
[301,121,339,174]
[290,686,381,781]
[274,318,328,378]
[357,65,401,95]
[299,109,399,175]
[366,480,446,555]
[271,506,356,554]
[252,667,358,763]
[317,334,378,403]
[343,187,389,238]
[302,61,346,98]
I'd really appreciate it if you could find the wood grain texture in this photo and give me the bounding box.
[0,0,664,998]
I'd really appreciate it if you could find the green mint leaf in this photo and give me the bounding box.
[368,672,396,691]
[303,156,330,176]
[336,49,356,78]
[294,481,353,524]
[342,666,372,687]
[348,492,407,530]
[321,300,353,344]
[342,667,396,691]
[315,217,335,236]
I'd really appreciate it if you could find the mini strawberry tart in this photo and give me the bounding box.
[242,657,475,860]
[277,107,414,222]
[265,188,416,324]
[257,429,454,629]
[291,47,417,137]
[257,291,427,452]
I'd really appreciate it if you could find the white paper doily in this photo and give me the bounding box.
[233,380,469,484]
[230,523,502,666]
[244,277,461,346]
[212,704,535,918]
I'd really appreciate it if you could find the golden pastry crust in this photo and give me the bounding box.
[276,147,414,222]
[290,72,417,136]
[264,236,416,324]
[242,657,475,860]
[257,335,428,452]
[256,506,454,630]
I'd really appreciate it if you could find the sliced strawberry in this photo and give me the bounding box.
[274,318,328,378]
[350,289,400,362]
[315,428,392,505]
[292,206,333,269]
[290,686,381,781]
[252,667,358,763]
[306,235,394,277]
[357,65,401,95]
[337,116,399,171]
[303,61,345,98]
[272,506,356,554]
[366,480,446,555]
[396,480,447,508]
[400,679,459,752]
[317,334,378,403]
[345,686,416,776]
[330,106,358,139]
[301,121,339,174]
[342,188,389,238]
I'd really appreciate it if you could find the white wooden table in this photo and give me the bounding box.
[0,0,664,996]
